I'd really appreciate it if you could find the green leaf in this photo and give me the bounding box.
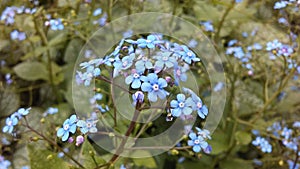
[235,131,252,145]
[220,158,254,169]
[0,87,20,117]
[27,144,70,169]
[22,46,48,60]
[132,151,157,168]
[14,61,48,81]
[64,39,84,63]
[81,140,106,168]
[208,130,230,155]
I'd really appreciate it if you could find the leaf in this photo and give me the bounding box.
[81,140,107,168]
[14,61,48,81]
[220,158,254,169]
[208,130,230,155]
[64,39,84,63]
[27,144,70,169]
[132,151,157,168]
[0,88,20,117]
[22,46,48,60]
[235,131,252,145]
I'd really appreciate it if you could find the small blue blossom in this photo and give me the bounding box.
[90,93,103,104]
[288,160,300,169]
[96,104,110,113]
[10,30,26,41]
[93,8,102,16]
[170,94,193,117]
[76,118,98,134]
[48,18,64,30]
[195,127,211,140]
[125,70,145,89]
[154,52,177,69]
[141,73,169,102]
[281,127,293,140]
[177,45,200,64]
[173,64,188,85]
[187,132,208,153]
[5,73,12,84]
[252,137,272,153]
[57,115,78,141]
[2,116,18,134]
[190,94,208,119]
[135,56,153,71]
[228,39,238,47]
[213,82,224,92]
[0,155,11,169]
[43,107,58,116]
[266,39,282,51]
[188,39,198,48]
[136,35,163,49]
[200,21,214,32]
[13,107,31,119]
[113,53,135,71]
[278,45,293,57]
[274,1,288,9]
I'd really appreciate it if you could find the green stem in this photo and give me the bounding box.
[215,0,235,40]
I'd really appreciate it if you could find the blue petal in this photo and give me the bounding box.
[200,142,208,149]
[157,90,167,100]
[165,61,174,68]
[183,107,192,115]
[69,124,77,133]
[57,128,65,137]
[147,43,155,49]
[141,82,152,92]
[80,127,88,134]
[177,94,186,102]
[185,97,194,106]
[63,119,70,126]
[3,126,9,133]
[187,140,194,146]
[193,145,201,152]
[76,120,86,127]
[154,61,164,69]
[171,108,181,117]
[170,100,179,108]
[147,35,156,41]
[157,78,167,88]
[125,75,133,84]
[69,115,77,124]
[12,117,18,125]
[132,79,141,89]
[148,91,158,102]
[62,132,69,141]
[147,73,157,83]
[202,105,208,115]
[189,132,197,139]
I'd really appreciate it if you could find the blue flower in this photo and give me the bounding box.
[154,52,177,69]
[125,70,145,89]
[187,132,208,153]
[13,107,31,119]
[76,118,98,134]
[178,45,200,64]
[173,64,188,85]
[281,127,293,140]
[278,45,293,57]
[43,107,58,116]
[141,73,169,102]
[235,0,243,3]
[170,94,193,117]
[274,1,288,9]
[113,53,135,71]
[287,160,300,169]
[190,94,208,119]
[195,127,211,140]
[200,21,214,32]
[49,18,64,30]
[228,39,238,47]
[93,8,102,16]
[188,39,198,48]
[10,30,26,41]
[57,115,77,141]
[252,137,272,153]
[0,155,11,169]
[90,93,103,104]
[2,116,18,134]
[136,35,163,49]
[266,39,282,51]
[76,65,101,86]
[135,56,153,71]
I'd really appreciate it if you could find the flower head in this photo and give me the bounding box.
[187,132,208,153]
[57,115,78,141]
[141,73,169,102]
[170,94,193,117]
[76,118,98,134]
[2,116,18,134]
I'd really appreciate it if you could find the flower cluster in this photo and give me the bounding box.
[0,6,36,25]
[251,136,272,153]
[187,127,212,153]
[2,108,31,134]
[10,30,26,41]
[266,39,294,59]
[56,114,98,145]
[274,0,299,9]
[45,18,64,31]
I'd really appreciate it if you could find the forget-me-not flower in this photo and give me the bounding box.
[170,94,194,117]
[57,115,77,141]
[187,132,208,153]
[141,73,169,102]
